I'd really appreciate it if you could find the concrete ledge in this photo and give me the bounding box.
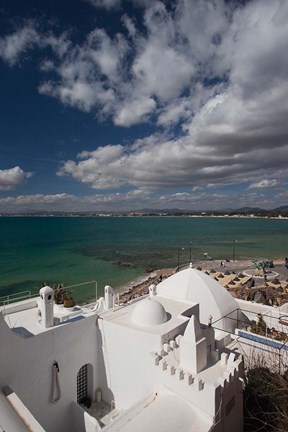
[0,391,29,431]
[3,386,45,432]
[1,298,38,315]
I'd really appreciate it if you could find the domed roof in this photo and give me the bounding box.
[131,298,168,327]
[157,266,239,333]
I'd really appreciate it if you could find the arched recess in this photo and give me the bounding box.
[77,363,93,403]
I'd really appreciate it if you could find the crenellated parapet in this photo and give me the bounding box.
[152,332,243,422]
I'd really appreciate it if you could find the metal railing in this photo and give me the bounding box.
[0,290,34,307]
[0,280,98,309]
[59,280,98,305]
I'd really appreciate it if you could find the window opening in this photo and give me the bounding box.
[77,364,88,403]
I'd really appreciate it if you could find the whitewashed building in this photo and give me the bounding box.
[0,265,244,432]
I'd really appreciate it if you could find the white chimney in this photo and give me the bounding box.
[149,284,157,297]
[39,286,54,328]
[104,285,114,310]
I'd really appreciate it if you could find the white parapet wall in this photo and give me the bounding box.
[71,401,102,432]
[3,386,45,432]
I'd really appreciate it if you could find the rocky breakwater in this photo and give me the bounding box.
[118,268,175,303]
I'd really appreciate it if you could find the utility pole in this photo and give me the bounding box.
[177,248,185,271]
[232,239,238,261]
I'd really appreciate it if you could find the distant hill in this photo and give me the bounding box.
[274,205,288,212]
[230,207,266,214]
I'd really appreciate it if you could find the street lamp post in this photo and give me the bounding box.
[232,240,238,261]
[177,248,185,272]
[189,241,192,263]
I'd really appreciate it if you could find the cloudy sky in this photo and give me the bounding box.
[0,0,288,212]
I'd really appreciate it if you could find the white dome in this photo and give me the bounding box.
[132,298,168,327]
[157,267,239,333]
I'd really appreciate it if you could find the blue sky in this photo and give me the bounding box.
[0,0,288,212]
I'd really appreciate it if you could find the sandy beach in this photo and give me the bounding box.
[118,258,288,304]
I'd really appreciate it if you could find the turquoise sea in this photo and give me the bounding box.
[0,216,287,303]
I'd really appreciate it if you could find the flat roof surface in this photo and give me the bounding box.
[2,300,94,336]
[2,292,197,337]
[100,294,197,334]
[106,390,212,432]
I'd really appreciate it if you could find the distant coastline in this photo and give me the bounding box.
[1,208,288,219]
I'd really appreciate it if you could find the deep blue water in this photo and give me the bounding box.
[0,216,287,302]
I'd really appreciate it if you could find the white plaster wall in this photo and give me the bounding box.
[0,306,244,432]
[217,373,243,432]
[160,321,188,345]
[99,318,215,420]
[0,313,102,432]
[157,364,217,420]
[100,317,244,426]
[98,319,162,409]
[71,401,102,432]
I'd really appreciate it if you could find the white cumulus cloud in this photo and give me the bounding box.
[1,0,288,209]
[0,167,33,191]
[0,25,39,65]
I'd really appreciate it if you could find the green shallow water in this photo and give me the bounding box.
[0,216,287,302]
